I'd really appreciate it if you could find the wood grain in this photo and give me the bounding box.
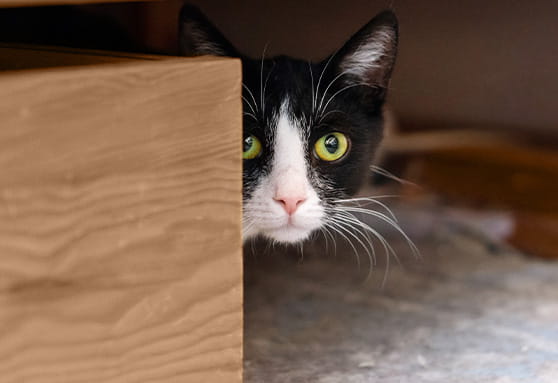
[0,50,243,382]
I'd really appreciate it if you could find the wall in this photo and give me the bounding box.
[139,0,558,134]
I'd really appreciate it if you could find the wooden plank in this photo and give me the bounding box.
[0,44,165,71]
[0,0,154,8]
[0,56,243,382]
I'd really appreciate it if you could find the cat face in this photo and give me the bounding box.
[180,6,398,244]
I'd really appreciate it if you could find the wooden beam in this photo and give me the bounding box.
[0,0,155,8]
[0,43,166,71]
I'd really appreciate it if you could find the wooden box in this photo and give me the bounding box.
[0,45,243,382]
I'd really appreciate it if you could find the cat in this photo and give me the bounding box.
[179,5,399,245]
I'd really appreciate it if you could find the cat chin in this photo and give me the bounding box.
[263,226,314,244]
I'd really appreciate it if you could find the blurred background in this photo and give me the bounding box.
[1,0,557,258]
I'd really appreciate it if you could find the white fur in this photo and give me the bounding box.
[340,29,393,79]
[243,101,325,243]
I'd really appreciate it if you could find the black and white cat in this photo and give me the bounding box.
[180,5,399,245]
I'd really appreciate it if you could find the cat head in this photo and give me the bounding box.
[179,5,398,244]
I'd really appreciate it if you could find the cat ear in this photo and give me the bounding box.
[335,10,398,89]
[179,5,238,57]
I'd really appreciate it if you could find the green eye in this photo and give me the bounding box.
[243,135,262,159]
[314,132,349,162]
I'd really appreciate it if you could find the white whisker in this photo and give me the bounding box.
[319,227,329,253]
[335,195,400,201]
[242,83,258,112]
[244,112,258,122]
[333,208,403,285]
[339,206,420,259]
[322,225,337,256]
[251,237,257,255]
[324,221,362,270]
[319,82,372,119]
[370,165,418,187]
[308,61,316,116]
[242,95,257,115]
[316,70,350,114]
[331,219,374,268]
[331,215,376,281]
[260,44,268,118]
[334,196,399,222]
[315,52,338,117]
[262,61,275,118]
[335,209,399,263]
[317,109,346,125]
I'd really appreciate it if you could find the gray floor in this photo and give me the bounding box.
[244,203,558,382]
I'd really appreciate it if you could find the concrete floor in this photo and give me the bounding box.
[244,202,558,382]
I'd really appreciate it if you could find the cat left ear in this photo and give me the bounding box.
[179,4,239,57]
[335,10,398,90]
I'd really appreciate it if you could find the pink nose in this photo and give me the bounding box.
[274,195,307,215]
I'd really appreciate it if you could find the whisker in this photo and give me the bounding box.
[324,222,361,270]
[331,219,374,269]
[260,44,268,118]
[331,213,376,265]
[319,227,329,254]
[315,51,339,117]
[334,209,399,264]
[340,207,421,259]
[242,83,258,112]
[308,61,316,116]
[332,208,402,285]
[319,82,372,118]
[262,60,276,118]
[335,195,401,201]
[322,225,337,256]
[317,109,346,125]
[251,237,257,255]
[370,165,418,187]
[382,239,390,289]
[242,95,257,115]
[316,70,350,114]
[330,215,377,282]
[244,112,258,122]
[334,196,399,222]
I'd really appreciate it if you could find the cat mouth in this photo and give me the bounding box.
[263,222,316,243]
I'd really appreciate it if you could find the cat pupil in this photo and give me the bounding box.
[324,135,339,153]
[243,136,253,152]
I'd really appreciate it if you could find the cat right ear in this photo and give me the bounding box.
[334,10,398,90]
[179,4,238,57]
